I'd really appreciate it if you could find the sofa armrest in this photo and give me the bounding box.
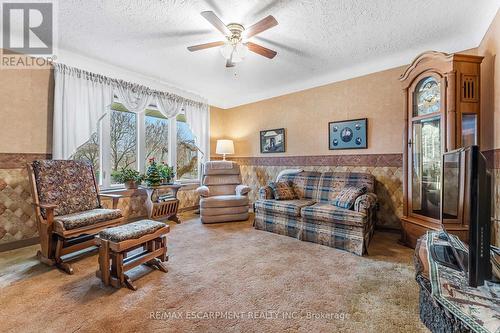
[235,184,251,196]
[354,193,378,215]
[196,185,210,197]
[258,185,274,200]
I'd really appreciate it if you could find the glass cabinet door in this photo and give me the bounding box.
[461,114,478,147]
[410,76,442,220]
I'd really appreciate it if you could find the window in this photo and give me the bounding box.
[110,104,137,184]
[176,113,198,180]
[72,131,100,180]
[73,97,200,188]
[145,109,169,164]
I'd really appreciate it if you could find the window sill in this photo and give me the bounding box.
[100,181,200,196]
[100,187,146,197]
[175,180,201,190]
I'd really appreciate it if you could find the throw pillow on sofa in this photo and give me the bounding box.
[269,181,297,200]
[331,186,367,209]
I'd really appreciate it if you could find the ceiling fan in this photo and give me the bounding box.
[187,11,278,68]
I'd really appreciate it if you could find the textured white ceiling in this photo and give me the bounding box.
[58,0,499,108]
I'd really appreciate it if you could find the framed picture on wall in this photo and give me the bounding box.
[260,128,285,153]
[329,118,368,150]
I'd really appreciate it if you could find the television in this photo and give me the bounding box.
[432,145,492,287]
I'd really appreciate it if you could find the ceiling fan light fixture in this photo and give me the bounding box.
[220,42,233,59]
[220,41,247,63]
[231,43,248,63]
[188,11,278,67]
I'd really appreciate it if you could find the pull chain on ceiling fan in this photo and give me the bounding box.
[187,11,278,68]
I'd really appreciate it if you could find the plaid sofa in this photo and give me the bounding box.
[254,171,377,255]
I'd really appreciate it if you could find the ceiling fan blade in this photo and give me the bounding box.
[187,41,225,52]
[245,15,278,38]
[246,42,277,59]
[201,11,231,36]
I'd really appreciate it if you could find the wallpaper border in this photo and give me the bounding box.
[216,153,403,167]
[0,153,52,169]
[214,149,500,168]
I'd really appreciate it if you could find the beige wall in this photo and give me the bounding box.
[478,10,500,151]
[209,106,225,154]
[211,66,407,157]
[477,10,500,245]
[210,47,478,158]
[0,67,53,154]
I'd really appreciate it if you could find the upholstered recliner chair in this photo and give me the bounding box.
[196,161,251,223]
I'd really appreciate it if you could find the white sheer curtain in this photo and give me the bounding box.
[185,102,210,175]
[53,64,113,159]
[155,92,183,119]
[155,90,210,165]
[53,63,209,167]
[114,83,152,114]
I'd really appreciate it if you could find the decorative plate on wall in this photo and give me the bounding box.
[329,118,368,150]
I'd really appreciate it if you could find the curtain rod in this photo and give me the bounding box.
[52,62,207,109]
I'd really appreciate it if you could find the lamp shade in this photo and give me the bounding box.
[216,140,235,155]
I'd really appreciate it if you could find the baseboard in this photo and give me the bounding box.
[0,237,39,252]
[374,226,402,234]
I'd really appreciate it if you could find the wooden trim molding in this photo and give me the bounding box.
[214,153,403,167]
[0,237,39,252]
[0,153,51,169]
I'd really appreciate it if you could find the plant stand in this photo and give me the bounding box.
[144,184,184,223]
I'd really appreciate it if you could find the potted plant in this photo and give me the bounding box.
[145,158,162,187]
[159,162,175,184]
[111,168,143,189]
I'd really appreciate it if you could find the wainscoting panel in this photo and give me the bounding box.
[225,154,404,230]
[0,152,200,248]
[483,149,500,246]
[0,168,37,244]
[100,194,148,219]
[494,168,500,246]
[100,188,200,218]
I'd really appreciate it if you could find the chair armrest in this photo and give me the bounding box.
[34,202,58,209]
[354,193,378,215]
[99,193,123,209]
[258,185,274,200]
[235,184,251,196]
[196,186,210,197]
[33,202,57,223]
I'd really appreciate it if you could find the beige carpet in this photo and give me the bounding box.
[0,213,428,333]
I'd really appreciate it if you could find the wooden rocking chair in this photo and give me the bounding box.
[27,160,126,274]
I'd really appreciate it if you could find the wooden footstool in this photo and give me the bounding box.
[95,220,170,290]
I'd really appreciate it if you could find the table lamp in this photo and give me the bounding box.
[216,140,234,161]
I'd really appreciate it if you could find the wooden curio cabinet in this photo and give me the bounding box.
[399,51,483,248]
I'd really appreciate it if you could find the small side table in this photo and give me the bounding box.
[144,184,184,223]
